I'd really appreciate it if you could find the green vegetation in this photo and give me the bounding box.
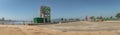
[116,13,120,18]
[90,16,95,20]
[110,16,113,19]
[90,16,95,21]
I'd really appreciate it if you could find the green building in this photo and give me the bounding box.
[33,6,51,23]
[40,6,51,23]
[34,18,44,23]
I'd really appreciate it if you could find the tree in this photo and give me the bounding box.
[76,18,80,21]
[96,16,104,21]
[61,18,64,21]
[90,16,95,19]
[116,13,120,18]
[90,16,95,21]
[110,16,113,19]
[69,18,74,22]
[99,16,103,19]
[97,16,100,19]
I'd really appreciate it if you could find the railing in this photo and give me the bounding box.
[0,20,33,25]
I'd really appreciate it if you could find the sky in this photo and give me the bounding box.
[0,0,120,21]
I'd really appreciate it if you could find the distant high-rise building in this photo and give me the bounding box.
[2,17,5,21]
[40,6,51,23]
[85,16,88,21]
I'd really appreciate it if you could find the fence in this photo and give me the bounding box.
[0,20,33,25]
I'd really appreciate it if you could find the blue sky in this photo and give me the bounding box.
[0,0,120,21]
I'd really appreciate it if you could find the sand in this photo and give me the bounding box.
[0,21,120,35]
